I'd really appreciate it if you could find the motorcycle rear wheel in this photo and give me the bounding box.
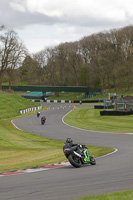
[41,121,45,125]
[68,154,82,168]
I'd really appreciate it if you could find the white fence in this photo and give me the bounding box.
[19,106,42,114]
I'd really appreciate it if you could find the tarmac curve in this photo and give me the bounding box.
[0,103,133,200]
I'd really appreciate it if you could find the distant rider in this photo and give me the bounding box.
[37,111,40,117]
[41,115,46,122]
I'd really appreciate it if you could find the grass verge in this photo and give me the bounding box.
[64,107,133,133]
[75,190,133,200]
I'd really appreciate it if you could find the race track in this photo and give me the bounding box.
[1,103,133,200]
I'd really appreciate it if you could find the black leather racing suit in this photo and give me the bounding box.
[63,142,84,156]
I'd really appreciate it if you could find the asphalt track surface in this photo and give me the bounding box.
[1,103,133,200]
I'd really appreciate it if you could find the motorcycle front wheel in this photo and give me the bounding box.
[68,154,82,168]
[90,157,96,165]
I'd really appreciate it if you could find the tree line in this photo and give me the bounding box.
[1,25,133,91]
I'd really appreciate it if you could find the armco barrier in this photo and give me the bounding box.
[19,106,42,114]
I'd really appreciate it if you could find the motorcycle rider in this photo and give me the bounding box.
[63,138,84,156]
[37,111,40,117]
[41,115,46,122]
[63,138,96,167]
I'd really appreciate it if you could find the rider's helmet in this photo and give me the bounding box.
[66,138,73,143]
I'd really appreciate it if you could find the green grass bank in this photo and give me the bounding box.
[64,107,133,133]
[75,190,133,200]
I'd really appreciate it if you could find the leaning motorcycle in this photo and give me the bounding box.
[63,145,96,168]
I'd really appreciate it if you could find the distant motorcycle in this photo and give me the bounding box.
[37,111,40,117]
[63,144,96,168]
[41,116,46,125]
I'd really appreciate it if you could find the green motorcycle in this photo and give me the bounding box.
[63,144,96,168]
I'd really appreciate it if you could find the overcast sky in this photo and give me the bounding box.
[1,0,133,53]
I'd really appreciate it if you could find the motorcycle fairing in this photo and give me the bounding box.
[83,149,90,162]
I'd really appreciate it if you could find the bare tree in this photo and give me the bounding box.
[15,25,133,91]
[0,29,26,89]
[33,48,57,85]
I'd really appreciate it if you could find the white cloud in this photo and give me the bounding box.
[10,1,26,12]
[23,0,133,23]
[1,0,133,53]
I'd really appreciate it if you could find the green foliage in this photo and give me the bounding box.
[18,25,133,91]
[78,66,89,86]
[2,25,133,92]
